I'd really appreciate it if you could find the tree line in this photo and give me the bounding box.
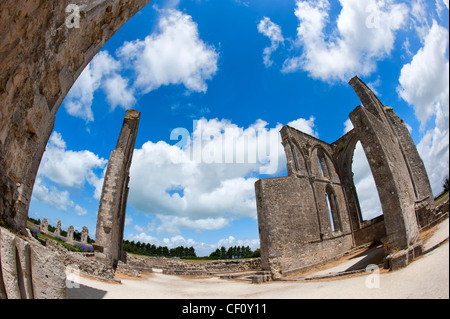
[209,246,260,259]
[122,240,260,259]
[123,240,197,258]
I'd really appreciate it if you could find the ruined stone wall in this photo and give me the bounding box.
[0,0,152,235]
[126,253,261,276]
[331,130,364,231]
[349,106,419,252]
[45,239,114,280]
[256,76,436,276]
[385,109,435,207]
[384,109,437,228]
[353,216,386,247]
[0,0,152,299]
[256,127,354,277]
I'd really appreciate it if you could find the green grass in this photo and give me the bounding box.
[36,232,83,252]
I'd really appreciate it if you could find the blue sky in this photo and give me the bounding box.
[29,0,449,256]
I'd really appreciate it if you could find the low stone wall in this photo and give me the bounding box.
[418,198,449,232]
[45,239,114,280]
[0,226,67,299]
[354,215,386,247]
[204,258,262,274]
[126,253,261,276]
[436,198,449,215]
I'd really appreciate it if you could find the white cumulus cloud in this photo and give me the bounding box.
[127,117,317,236]
[37,132,107,190]
[32,177,74,211]
[398,21,449,194]
[117,8,219,94]
[64,51,135,122]
[280,0,408,81]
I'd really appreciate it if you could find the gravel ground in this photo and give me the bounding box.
[68,240,449,299]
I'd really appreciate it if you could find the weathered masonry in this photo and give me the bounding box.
[0,0,152,236]
[1,1,152,298]
[255,76,439,278]
[94,110,140,268]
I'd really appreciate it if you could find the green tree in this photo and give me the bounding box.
[443,176,449,193]
[220,246,227,259]
[209,248,220,259]
[251,248,261,258]
[187,246,196,257]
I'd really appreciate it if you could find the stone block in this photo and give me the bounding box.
[15,237,34,299]
[1,226,67,299]
[30,242,68,299]
[0,227,21,298]
[387,250,409,271]
[386,240,423,271]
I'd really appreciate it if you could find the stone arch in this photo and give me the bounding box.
[332,128,386,246]
[0,0,153,233]
[332,130,369,229]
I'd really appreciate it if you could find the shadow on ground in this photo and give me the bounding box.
[68,283,108,299]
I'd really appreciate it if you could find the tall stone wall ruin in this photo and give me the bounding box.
[256,126,355,277]
[256,76,438,277]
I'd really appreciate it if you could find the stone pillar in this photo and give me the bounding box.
[95,110,140,268]
[66,226,74,244]
[81,226,88,244]
[39,218,48,234]
[349,77,422,268]
[54,220,61,237]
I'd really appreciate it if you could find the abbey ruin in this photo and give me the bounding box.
[256,76,444,278]
[0,1,448,299]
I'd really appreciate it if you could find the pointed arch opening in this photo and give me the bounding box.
[352,141,383,221]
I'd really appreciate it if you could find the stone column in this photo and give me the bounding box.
[95,110,140,268]
[349,77,422,268]
[39,218,48,234]
[81,226,88,244]
[66,226,74,244]
[54,220,61,237]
